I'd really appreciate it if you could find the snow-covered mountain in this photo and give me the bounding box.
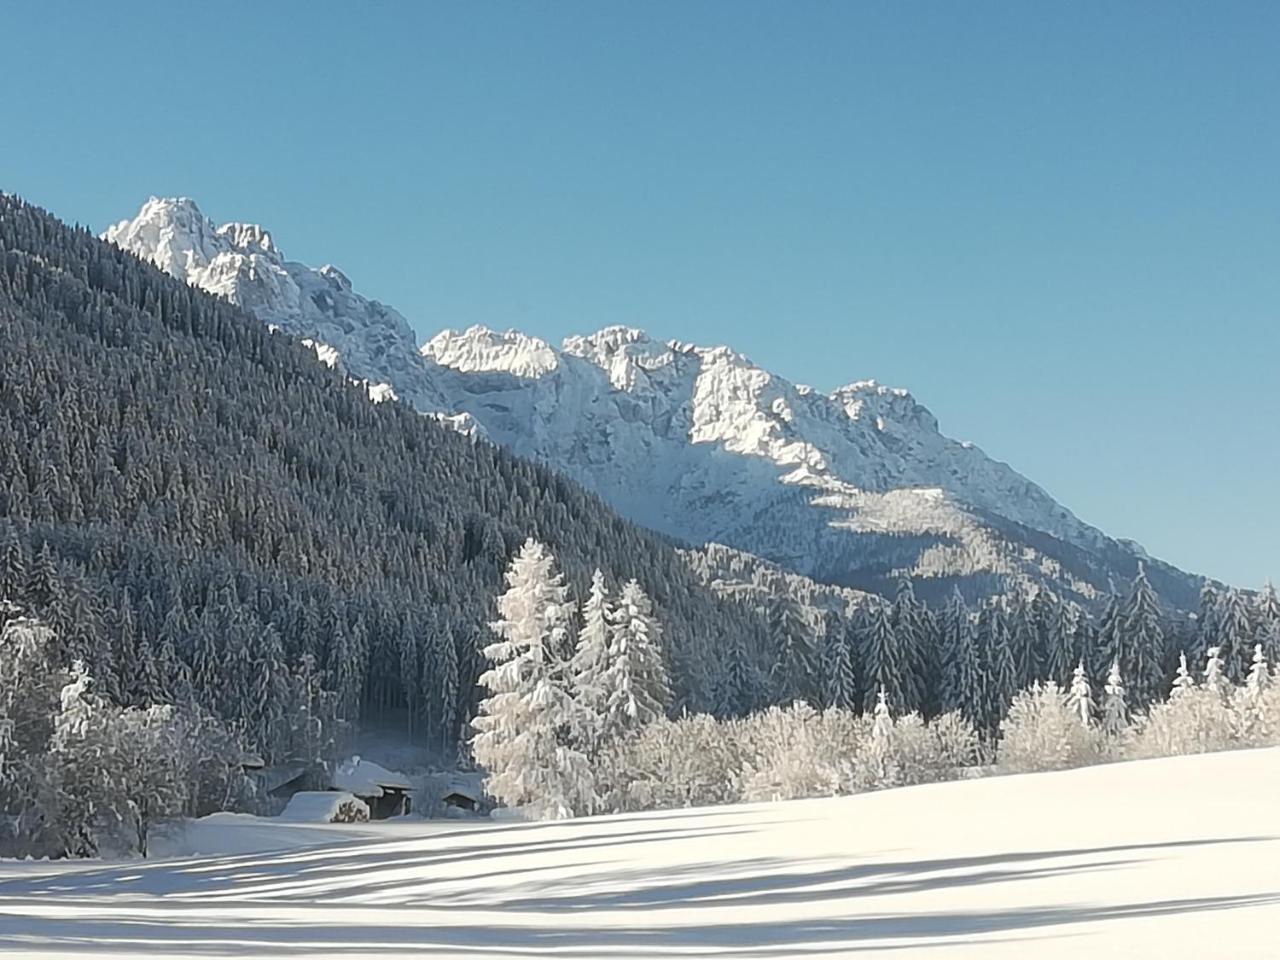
[104,197,1205,606]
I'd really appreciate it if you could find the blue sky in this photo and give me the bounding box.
[3,1,1276,586]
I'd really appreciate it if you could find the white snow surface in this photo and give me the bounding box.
[104,198,1195,599]
[1,748,1277,958]
[278,791,368,823]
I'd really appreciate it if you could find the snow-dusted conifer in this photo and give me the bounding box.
[1067,660,1094,728]
[569,568,611,751]
[862,602,905,715]
[602,580,671,735]
[769,594,818,706]
[471,539,592,819]
[1203,645,1230,701]
[825,620,859,712]
[869,686,896,785]
[1101,660,1128,738]
[1122,564,1166,710]
[1170,653,1196,700]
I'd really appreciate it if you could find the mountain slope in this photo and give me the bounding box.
[104,198,1206,607]
[0,192,771,741]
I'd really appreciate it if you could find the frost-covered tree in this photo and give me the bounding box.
[1236,645,1273,744]
[890,579,928,715]
[1043,596,1077,687]
[471,539,593,819]
[1203,646,1231,701]
[862,603,906,715]
[978,602,1017,733]
[1170,652,1197,700]
[569,568,611,752]
[1101,660,1128,738]
[869,686,897,786]
[998,681,1107,773]
[601,580,671,736]
[1215,588,1254,683]
[769,594,817,706]
[824,620,859,712]
[1067,660,1094,728]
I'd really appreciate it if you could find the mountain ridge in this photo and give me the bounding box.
[103,196,1208,608]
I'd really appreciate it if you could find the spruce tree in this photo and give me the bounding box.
[569,568,611,751]
[601,580,671,735]
[979,601,1017,734]
[769,594,817,706]
[861,602,905,715]
[471,539,591,818]
[1101,660,1128,738]
[1067,661,1094,727]
[1121,564,1166,710]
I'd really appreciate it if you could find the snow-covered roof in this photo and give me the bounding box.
[331,756,412,797]
[279,791,368,823]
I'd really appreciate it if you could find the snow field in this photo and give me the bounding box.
[0,747,1276,958]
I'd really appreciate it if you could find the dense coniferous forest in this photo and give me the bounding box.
[3,192,1277,781]
[0,193,773,761]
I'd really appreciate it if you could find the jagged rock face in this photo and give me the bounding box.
[105,198,1205,607]
[103,198,448,411]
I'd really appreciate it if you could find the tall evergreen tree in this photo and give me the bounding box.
[471,540,591,818]
[601,580,671,735]
[861,602,906,715]
[1121,564,1166,710]
[769,594,818,706]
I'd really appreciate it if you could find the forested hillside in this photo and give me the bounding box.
[0,193,772,761]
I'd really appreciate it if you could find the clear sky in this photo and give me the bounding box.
[3,1,1276,587]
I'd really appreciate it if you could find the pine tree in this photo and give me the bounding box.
[471,539,592,819]
[434,626,459,759]
[569,569,611,751]
[1203,645,1230,701]
[979,602,1017,733]
[1090,595,1122,687]
[1101,660,1128,738]
[602,580,671,735]
[1169,652,1196,699]
[1255,581,1280,663]
[0,525,25,604]
[1121,564,1166,710]
[825,626,859,712]
[1007,592,1042,690]
[889,579,928,715]
[1067,660,1094,728]
[769,594,817,706]
[1216,589,1253,683]
[1043,598,1077,687]
[861,602,905,715]
[936,588,968,714]
[869,686,897,785]
[1191,583,1219,668]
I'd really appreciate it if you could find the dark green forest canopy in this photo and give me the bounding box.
[0,193,768,756]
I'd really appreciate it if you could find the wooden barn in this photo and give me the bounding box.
[331,756,413,819]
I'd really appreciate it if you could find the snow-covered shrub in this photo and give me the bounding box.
[599,714,743,812]
[997,682,1109,773]
[1126,687,1239,759]
[893,710,983,785]
[739,703,844,802]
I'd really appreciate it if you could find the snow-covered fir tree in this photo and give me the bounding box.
[601,580,672,736]
[769,594,818,706]
[471,539,593,819]
[1170,652,1197,700]
[1067,661,1094,728]
[569,568,612,752]
[1121,564,1166,710]
[1101,660,1128,738]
